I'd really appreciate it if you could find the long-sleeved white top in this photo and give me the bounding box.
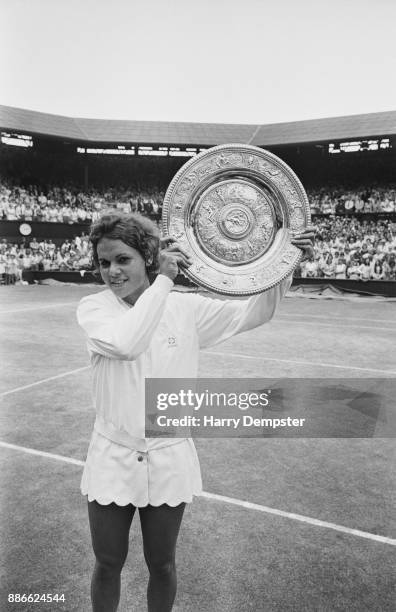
[77,274,292,448]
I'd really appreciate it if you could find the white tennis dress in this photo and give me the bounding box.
[77,274,292,507]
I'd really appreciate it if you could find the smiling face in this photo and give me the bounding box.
[97,237,150,305]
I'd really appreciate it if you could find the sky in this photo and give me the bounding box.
[1,0,395,125]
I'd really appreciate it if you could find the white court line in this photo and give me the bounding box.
[273,319,395,332]
[199,491,396,547]
[204,350,396,376]
[0,439,395,547]
[0,302,78,315]
[2,352,394,400]
[278,313,396,324]
[287,293,394,304]
[0,441,84,467]
[0,366,90,397]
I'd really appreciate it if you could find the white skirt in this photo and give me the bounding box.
[81,430,203,507]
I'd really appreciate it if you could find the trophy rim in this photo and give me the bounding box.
[162,143,310,296]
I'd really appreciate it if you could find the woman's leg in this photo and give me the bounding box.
[139,503,186,612]
[88,500,136,612]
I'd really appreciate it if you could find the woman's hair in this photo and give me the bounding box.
[90,210,160,274]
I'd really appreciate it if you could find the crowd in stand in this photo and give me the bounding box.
[0,235,92,284]
[0,179,164,222]
[1,178,396,222]
[296,217,396,280]
[1,214,395,283]
[1,176,396,283]
[309,185,396,214]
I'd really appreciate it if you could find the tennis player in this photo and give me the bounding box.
[77,211,314,612]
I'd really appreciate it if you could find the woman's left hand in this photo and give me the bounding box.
[291,226,316,261]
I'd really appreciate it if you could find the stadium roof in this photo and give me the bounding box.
[1,104,396,147]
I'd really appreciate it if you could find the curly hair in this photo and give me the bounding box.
[90,210,160,274]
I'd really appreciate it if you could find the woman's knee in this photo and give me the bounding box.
[94,549,128,574]
[145,555,176,578]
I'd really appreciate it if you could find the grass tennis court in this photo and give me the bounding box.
[1,284,395,612]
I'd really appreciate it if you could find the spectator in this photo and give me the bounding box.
[346,257,362,280]
[334,257,347,279]
[359,259,371,281]
[321,253,336,279]
[384,255,396,280]
[371,260,385,280]
[303,257,319,277]
[0,254,5,284]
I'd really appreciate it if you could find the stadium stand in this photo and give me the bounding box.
[1,177,396,221]
[0,178,164,221]
[1,211,395,284]
[1,105,395,294]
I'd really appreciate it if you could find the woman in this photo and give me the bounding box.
[334,256,347,279]
[77,211,314,612]
[322,253,336,279]
[383,255,396,280]
[346,256,362,281]
[371,259,384,280]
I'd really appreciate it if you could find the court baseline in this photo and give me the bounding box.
[1,303,395,331]
[273,318,396,332]
[278,313,396,324]
[0,302,78,315]
[1,351,395,399]
[0,366,90,397]
[1,440,395,547]
[204,350,396,375]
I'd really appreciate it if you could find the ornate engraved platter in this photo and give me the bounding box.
[162,144,310,295]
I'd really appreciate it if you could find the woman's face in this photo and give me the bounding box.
[97,237,150,305]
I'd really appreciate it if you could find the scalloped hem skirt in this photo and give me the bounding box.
[80,430,203,507]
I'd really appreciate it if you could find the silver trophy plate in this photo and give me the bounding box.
[162,144,310,295]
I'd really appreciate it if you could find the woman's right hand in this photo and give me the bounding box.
[159,237,193,281]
